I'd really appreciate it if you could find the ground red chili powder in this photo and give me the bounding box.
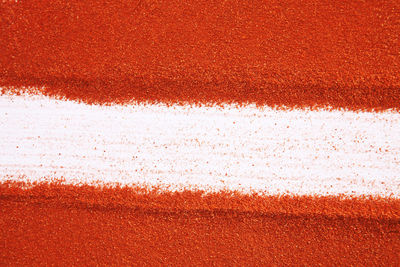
[1,182,400,265]
[1,0,400,265]
[1,0,399,110]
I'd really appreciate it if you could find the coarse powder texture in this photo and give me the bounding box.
[1,93,400,265]
[1,0,400,265]
[1,181,400,266]
[1,94,400,198]
[1,0,400,109]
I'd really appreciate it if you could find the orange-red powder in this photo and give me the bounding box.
[1,182,400,265]
[1,0,400,110]
[1,0,400,264]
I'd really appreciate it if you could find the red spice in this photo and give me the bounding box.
[1,0,400,264]
[1,181,400,220]
[1,181,400,265]
[1,0,400,110]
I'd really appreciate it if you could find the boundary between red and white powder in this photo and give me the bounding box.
[1,93,399,198]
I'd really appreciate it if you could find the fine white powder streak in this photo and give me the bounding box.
[1,94,399,197]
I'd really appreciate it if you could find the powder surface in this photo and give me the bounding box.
[1,0,400,109]
[1,0,400,265]
[1,93,400,265]
[2,183,400,266]
[1,94,400,197]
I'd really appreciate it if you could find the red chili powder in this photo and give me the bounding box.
[1,0,400,265]
[1,0,400,110]
[1,181,400,265]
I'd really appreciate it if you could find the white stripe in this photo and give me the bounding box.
[1,93,399,197]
